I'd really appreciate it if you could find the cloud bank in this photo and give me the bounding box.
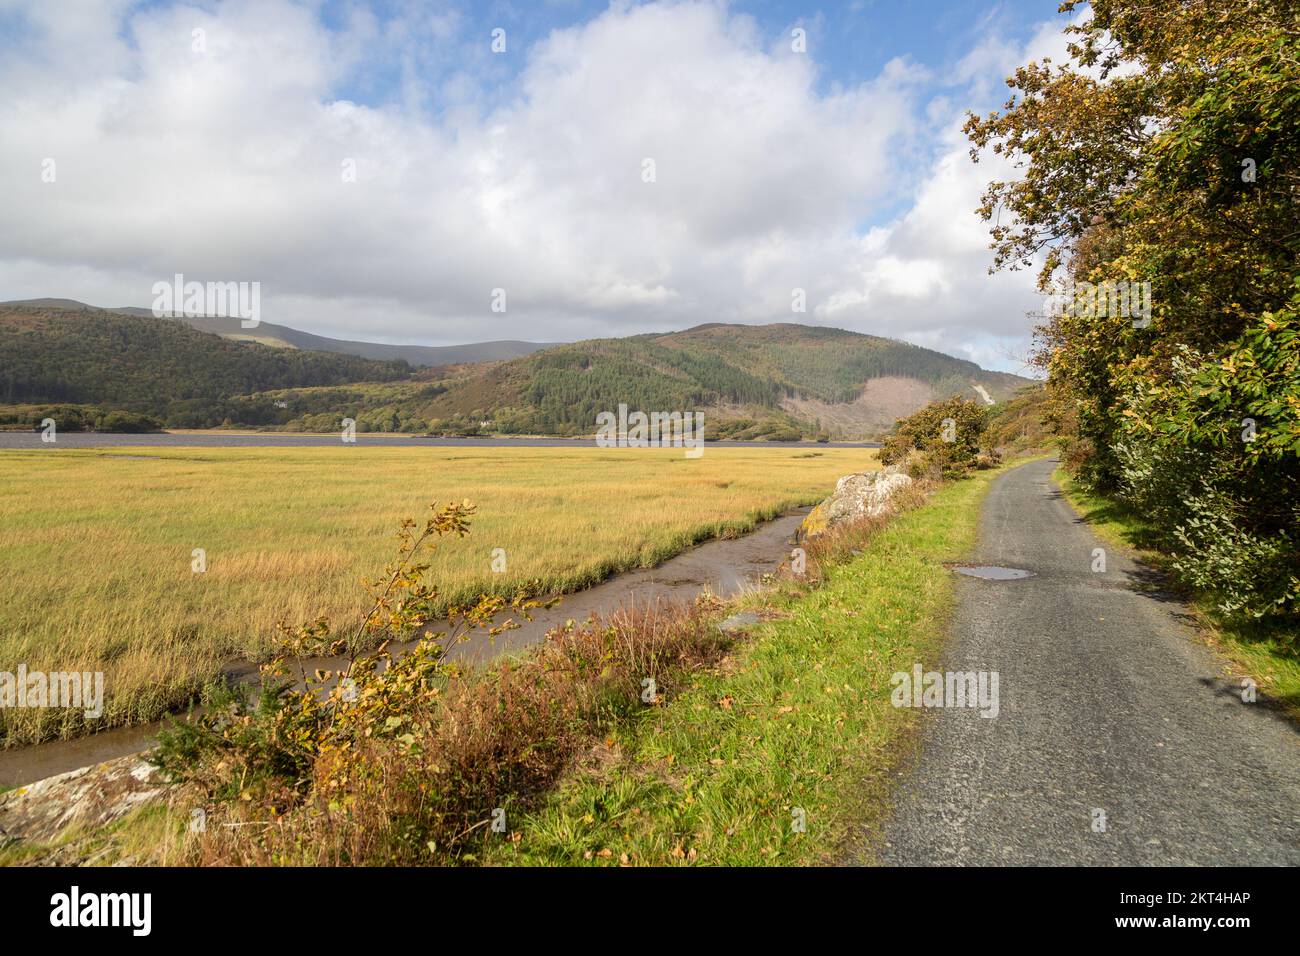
[0,0,1068,372]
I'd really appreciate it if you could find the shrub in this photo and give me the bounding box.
[94,409,163,432]
[880,397,991,479]
[1109,305,1300,620]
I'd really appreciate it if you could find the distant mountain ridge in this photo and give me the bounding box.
[0,300,1036,439]
[377,322,1037,440]
[0,302,410,428]
[0,299,555,367]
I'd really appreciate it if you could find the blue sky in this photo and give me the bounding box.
[304,1,1059,92]
[300,1,1060,101]
[0,1,1079,372]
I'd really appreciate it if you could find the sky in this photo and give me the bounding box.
[0,0,1081,373]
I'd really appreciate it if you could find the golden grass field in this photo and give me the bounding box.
[0,444,875,745]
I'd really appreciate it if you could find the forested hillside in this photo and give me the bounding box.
[383,323,1031,438]
[0,305,409,427]
[0,305,1032,438]
[656,324,1025,402]
[0,299,555,367]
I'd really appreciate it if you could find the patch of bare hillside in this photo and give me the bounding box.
[781,376,934,440]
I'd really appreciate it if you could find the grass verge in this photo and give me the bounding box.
[479,465,1013,866]
[1055,467,1300,716]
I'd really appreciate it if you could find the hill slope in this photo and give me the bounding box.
[0,303,1035,438]
[378,323,1034,440]
[0,299,555,367]
[0,304,410,427]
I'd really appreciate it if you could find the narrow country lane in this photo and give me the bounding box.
[873,458,1300,865]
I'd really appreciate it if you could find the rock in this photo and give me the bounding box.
[884,451,926,478]
[0,754,167,846]
[800,470,914,538]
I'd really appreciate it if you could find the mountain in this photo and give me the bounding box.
[305,322,1036,440]
[0,303,410,428]
[0,299,555,367]
[0,301,1036,439]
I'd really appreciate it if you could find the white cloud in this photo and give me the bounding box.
[803,12,1086,373]
[0,0,1070,373]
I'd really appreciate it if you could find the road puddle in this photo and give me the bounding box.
[949,564,1035,580]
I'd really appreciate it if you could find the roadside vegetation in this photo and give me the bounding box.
[480,469,1008,866]
[967,1,1297,644]
[106,449,1014,867]
[984,385,1053,455]
[1056,469,1300,716]
[0,445,869,747]
[879,396,1002,478]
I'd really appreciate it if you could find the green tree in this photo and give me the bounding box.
[965,0,1300,618]
[880,397,991,478]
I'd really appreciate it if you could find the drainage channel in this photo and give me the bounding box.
[0,508,810,788]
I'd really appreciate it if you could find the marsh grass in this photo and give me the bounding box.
[5,463,1002,867]
[0,444,874,745]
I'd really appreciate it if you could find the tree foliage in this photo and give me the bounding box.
[966,0,1300,618]
[880,397,995,479]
